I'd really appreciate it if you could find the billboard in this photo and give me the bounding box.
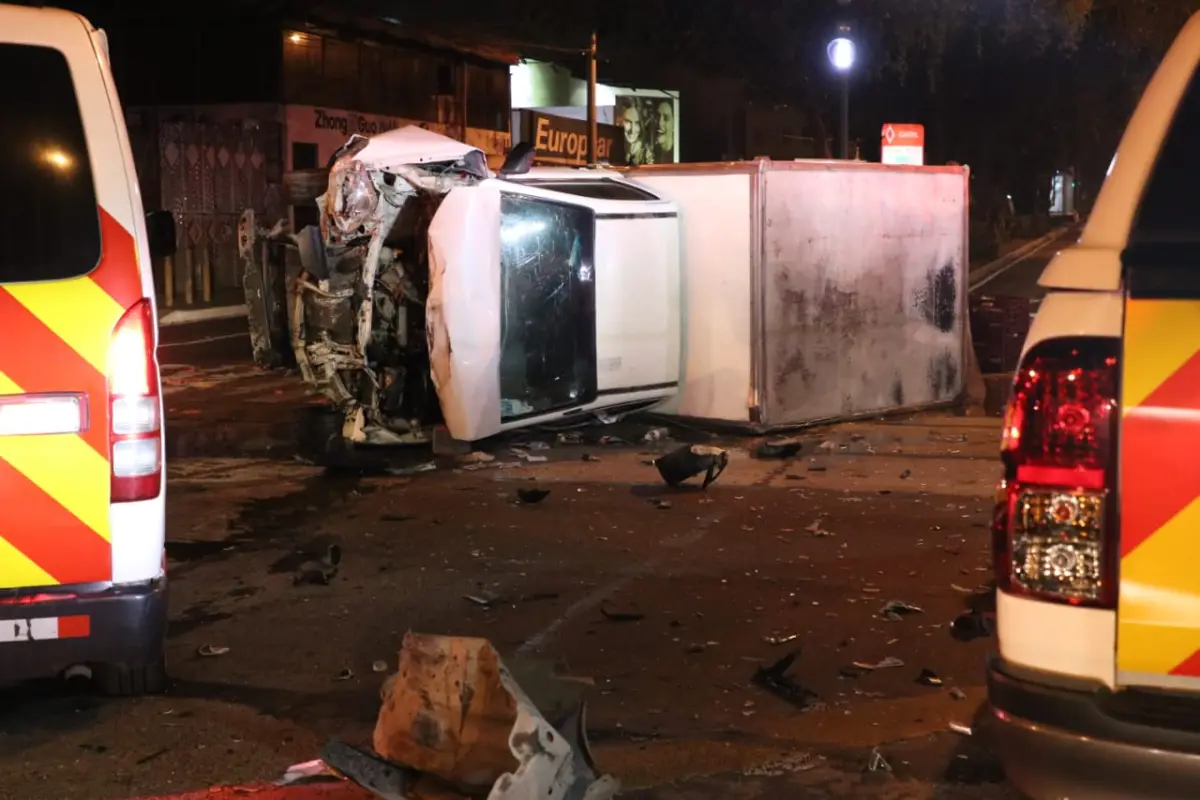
[615,95,678,166]
[517,110,624,166]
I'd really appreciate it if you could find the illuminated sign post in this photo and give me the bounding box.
[881,123,925,166]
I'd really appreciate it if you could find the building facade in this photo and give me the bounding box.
[110,10,514,307]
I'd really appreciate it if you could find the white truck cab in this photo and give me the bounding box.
[989,11,1200,799]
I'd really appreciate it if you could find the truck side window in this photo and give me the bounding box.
[1130,70,1200,243]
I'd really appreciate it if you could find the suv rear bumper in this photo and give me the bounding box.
[0,579,166,686]
[988,656,1200,800]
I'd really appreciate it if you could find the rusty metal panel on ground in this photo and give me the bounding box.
[759,162,969,426]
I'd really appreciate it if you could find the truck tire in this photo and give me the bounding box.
[298,406,390,474]
[94,656,167,697]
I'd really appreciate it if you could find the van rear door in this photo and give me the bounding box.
[1116,64,1200,688]
[0,8,150,591]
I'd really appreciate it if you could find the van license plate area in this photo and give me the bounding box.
[0,393,85,436]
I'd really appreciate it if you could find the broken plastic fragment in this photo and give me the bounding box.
[334,668,354,681]
[949,721,973,736]
[851,656,905,671]
[949,687,967,700]
[654,444,729,488]
[752,651,821,710]
[879,599,923,620]
[276,758,337,787]
[916,668,944,686]
[600,606,645,622]
[764,633,800,646]
[372,660,389,673]
[755,438,804,459]
[517,488,551,505]
[198,644,230,658]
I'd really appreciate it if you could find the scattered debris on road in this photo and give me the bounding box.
[805,518,835,537]
[654,444,729,488]
[850,656,905,671]
[197,644,229,658]
[867,747,892,774]
[949,721,973,736]
[276,758,338,787]
[293,543,343,586]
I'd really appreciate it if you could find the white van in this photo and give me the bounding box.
[0,4,175,694]
[989,10,1200,799]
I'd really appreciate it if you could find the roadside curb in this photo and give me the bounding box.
[968,226,1071,292]
[159,305,247,327]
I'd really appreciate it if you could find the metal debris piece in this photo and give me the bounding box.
[764,633,800,646]
[916,668,944,686]
[654,444,729,488]
[197,644,230,658]
[851,656,905,671]
[805,519,834,537]
[321,740,415,800]
[879,599,923,621]
[755,438,804,459]
[642,427,670,443]
[517,488,551,505]
[386,461,437,476]
[867,747,892,773]
[511,447,549,463]
[600,606,645,622]
[949,721,973,736]
[465,594,506,608]
[752,651,821,710]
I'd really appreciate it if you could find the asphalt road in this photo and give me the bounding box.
[969,228,1080,304]
[0,412,1014,800]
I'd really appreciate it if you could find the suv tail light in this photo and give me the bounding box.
[995,337,1119,607]
[108,299,161,503]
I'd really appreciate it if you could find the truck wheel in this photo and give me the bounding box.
[298,406,390,474]
[94,656,167,697]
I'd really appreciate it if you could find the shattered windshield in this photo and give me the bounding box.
[498,194,597,420]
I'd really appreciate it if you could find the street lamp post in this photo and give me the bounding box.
[827,31,855,159]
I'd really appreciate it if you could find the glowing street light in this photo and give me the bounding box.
[42,148,73,171]
[827,37,856,72]
[827,28,856,160]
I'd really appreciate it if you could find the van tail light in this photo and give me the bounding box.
[108,299,161,503]
[995,337,1120,608]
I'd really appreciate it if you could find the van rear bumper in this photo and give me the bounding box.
[988,656,1200,800]
[0,579,166,685]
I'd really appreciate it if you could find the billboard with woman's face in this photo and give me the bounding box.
[615,96,678,165]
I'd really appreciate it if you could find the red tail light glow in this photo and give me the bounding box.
[108,299,161,503]
[995,338,1119,608]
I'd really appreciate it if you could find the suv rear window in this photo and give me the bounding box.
[0,43,100,284]
[1131,69,1200,243]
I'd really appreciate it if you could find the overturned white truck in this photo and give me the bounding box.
[241,126,682,449]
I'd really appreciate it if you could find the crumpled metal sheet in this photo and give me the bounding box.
[373,633,618,800]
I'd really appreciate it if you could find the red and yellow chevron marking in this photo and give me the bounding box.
[0,208,144,591]
[1117,297,1200,679]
